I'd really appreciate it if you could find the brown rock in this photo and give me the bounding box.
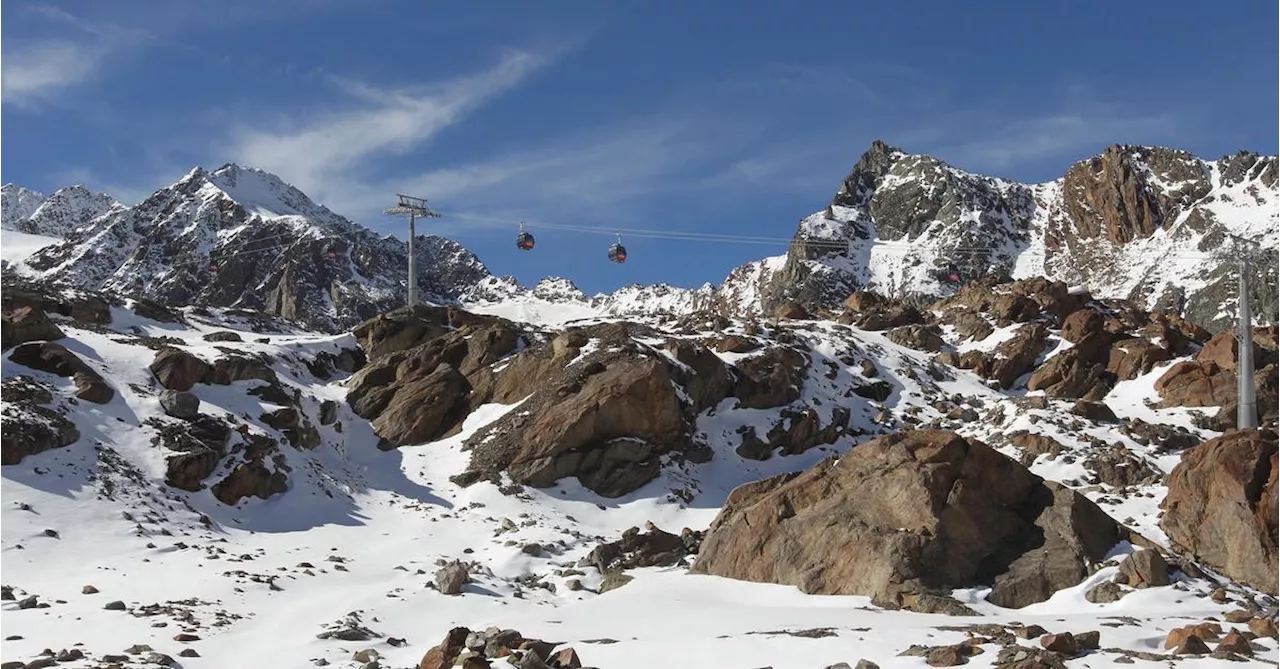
[979,324,1048,389]
[1165,623,1222,648]
[1153,360,1235,408]
[149,347,212,391]
[1084,581,1127,603]
[165,449,221,492]
[1069,399,1117,422]
[885,324,946,353]
[732,346,810,409]
[504,357,686,497]
[0,305,64,350]
[0,402,80,465]
[347,321,519,424]
[925,645,968,666]
[1060,309,1100,344]
[208,355,276,385]
[1060,146,1164,246]
[9,341,96,378]
[1159,430,1278,594]
[1075,630,1100,650]
[1114,549,1169,588]
[664,340,734,411]
[1106,338,1172,381]
[551,648,582,668]
[1038,632,1078,655]
[774,302,811,320]
[419,627,470,669]
[73,372,114,404]
[211,461,287,506]
[691,430,1123,610]
[371,364,472,447]
[1170,635,1211,655]
[709,335,760,354]
[1027,349,1113,399]
[356,305,453,360]
[1249,617,1278,639]
[1215,630,1254,655]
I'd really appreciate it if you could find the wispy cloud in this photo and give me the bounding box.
[2,5,152,108]
[942,109,1180,173]
[1,41,101,106]
[911,83,1184,176]
[225,49,558,213]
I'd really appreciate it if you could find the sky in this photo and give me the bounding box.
[3,0,1278,295]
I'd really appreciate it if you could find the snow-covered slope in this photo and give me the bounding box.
[3,276,1276,668]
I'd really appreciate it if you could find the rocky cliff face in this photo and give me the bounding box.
[731,141,1277,333]
[13,165,491,333]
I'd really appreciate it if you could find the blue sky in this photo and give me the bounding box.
[3,1,1277,295]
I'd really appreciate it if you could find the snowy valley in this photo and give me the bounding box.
[2,141,1278,669]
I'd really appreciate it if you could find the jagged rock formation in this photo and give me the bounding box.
[346,307,855,498]
[719,141,1277,334]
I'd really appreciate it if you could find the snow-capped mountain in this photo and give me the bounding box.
[732,141,1278,332]
[8,141,1276,335]
[14,165,491,332]
[0,184,48,229]
[1,184,120,236]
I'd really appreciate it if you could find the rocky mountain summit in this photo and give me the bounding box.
[1,184,120,237]
[743,141,1278,333]
[4,165,491,333]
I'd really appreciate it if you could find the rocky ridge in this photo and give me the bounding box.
[7,141,1275,341]
[734,141,1279,334]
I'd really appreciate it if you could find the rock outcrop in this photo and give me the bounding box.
[1160,429,1279,594]
[0,377,80,465]
[692,429,1125,611]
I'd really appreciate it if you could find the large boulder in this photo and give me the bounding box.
[149,347,212,391]
[8,341,114,404]
[1160,430,1278,594]
[732,346,810,409]
[159,390,200,419]
[1027,349,1113,400]
[691,430,1125,611]
[1,306,64,350]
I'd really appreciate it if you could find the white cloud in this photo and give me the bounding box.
[1,6,152,108]
[226,50,554,211]
[2,41,102,107]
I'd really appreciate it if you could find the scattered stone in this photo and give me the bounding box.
[81,585,99,595]
[158,390,200,419]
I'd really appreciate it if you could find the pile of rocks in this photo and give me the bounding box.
[419,626,589,669]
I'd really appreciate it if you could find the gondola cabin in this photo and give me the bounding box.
[607,242,627,263]
[516,231,535,251]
